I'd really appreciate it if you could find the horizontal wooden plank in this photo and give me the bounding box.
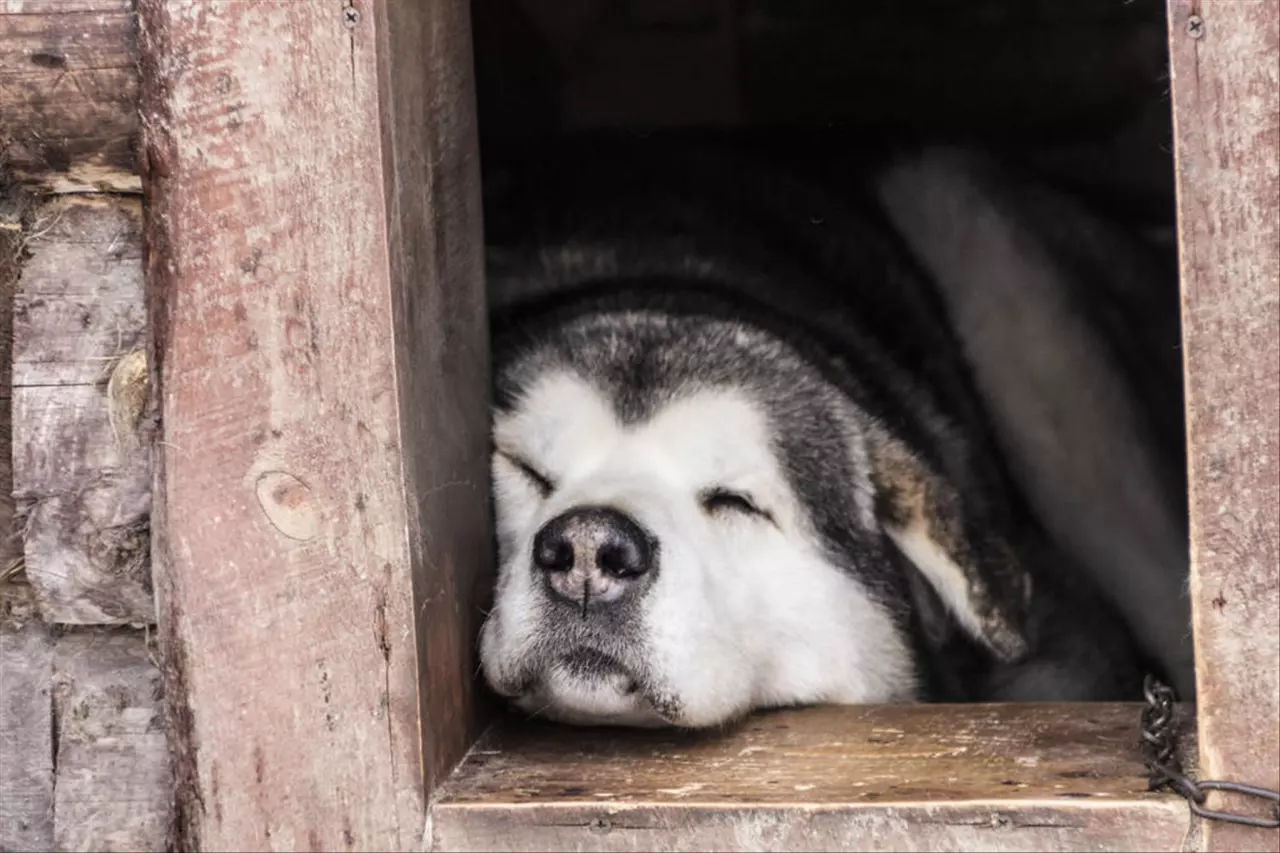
[12,195,153,624]
[1166,1,1280,850]
[432,800,1193,853]
[52,628,172,852]
[1,1,132,12]
[0,2,140,192]
[0,610,55,852]
[12,195,146,387]
[431,704,1196,852]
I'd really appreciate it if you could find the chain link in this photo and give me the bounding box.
[1140,674,1280,830]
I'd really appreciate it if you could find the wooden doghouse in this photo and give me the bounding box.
[0,1,1275,851]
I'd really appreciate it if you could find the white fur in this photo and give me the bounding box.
[885,520,990,647]
[480,371,916,728]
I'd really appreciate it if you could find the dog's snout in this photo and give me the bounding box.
[532,507,655,605]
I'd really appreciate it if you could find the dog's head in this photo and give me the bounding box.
[479,303,1031,728]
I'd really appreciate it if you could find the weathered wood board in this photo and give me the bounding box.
[50,628,171,852]
[136,0,490,848]
[1166,1,1280,849]
[430,703,1197,852]
[0,607,55,853]
[0,0,140,193]
[1,188,22,580]
[11,194,153,625]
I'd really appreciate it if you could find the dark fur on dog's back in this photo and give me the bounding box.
[481,137,1182,703]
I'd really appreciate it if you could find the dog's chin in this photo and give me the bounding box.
[509,654,674,728]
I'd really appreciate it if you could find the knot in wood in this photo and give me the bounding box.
[255,471,321,541]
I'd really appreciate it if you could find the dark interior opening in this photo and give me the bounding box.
[471,0,1178,241]
[465,0,1190,718]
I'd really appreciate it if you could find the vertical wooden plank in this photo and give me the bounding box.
[1166,0,1280,848]
[136,0,489,849]
[11,196,153,626]
[374,0,493,801]
[0,609,55,853]
[52,628,172,852]
[1,190,20,588]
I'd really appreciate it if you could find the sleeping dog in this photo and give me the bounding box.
[476,139,1193,728]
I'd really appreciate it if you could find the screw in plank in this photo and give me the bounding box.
[343,4,361,28]
[1186,15,1204,39]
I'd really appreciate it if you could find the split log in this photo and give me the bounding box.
[0,0,140,192]
[11,194,153,625]
[52,627,171,852]
[0,603,55,852]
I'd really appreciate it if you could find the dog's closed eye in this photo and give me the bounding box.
[700,487,772,522]
[499,453,555,497]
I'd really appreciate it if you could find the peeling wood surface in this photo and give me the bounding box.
[11,195,153,625]
[0,0,140,192]
[1,609,169,853]
[0,611,55,852]
[136,1,489,849]
[431,704,1196,852]
[52,628,171,852]
[1166,1,1280,850]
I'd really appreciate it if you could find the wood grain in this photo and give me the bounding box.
[0,0,139,192]
[374,0,494,802]
[430,704,1197,852]
[1166,1,1280,850]
[52,628,171,852]
[0,187,21,583]
[136,1,490,848]
[0,610,55,852]
[11,195,153,625]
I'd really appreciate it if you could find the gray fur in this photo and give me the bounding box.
[481,138,1186,708]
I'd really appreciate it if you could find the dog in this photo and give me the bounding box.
[476,138,1194,729]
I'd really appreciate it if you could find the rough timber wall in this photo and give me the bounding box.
[0,2,171,850]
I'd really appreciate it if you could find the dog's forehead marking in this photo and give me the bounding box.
[495,370,780,488]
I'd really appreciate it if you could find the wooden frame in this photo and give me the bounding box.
[1166,1,1280,849]
[134,0,489,848]
[1,0,1274,850]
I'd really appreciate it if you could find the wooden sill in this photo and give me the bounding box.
[428,703,1196,852]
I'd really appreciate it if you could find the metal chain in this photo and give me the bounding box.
[1140,674,1280,829]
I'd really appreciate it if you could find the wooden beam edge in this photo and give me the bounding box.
[429,702,1202,850]
[133,1,195,849]
[428,797,1194,853]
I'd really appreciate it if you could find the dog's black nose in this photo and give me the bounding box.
[532,507,655,606]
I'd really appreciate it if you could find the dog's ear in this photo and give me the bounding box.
[868,431,1032,663]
